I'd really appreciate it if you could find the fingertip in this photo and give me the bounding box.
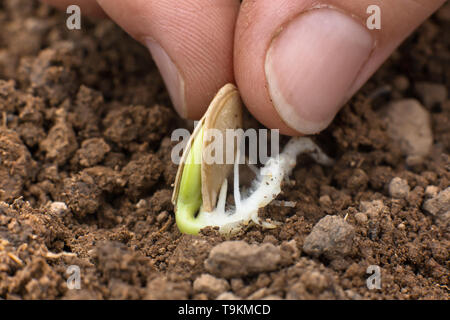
[264,8,374,135]
[97,0,240,120]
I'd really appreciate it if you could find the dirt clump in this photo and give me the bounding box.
[381,99,433,163]
[389,177,411,199]
[73,138,111,167]
[205,241,283,278]
[423,187,450,228]
[302,215,355,260]
[193,274,230,299]
[0,128,38,201]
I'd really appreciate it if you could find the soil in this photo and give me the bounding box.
[0,0,448,300]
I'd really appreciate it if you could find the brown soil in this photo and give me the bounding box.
[0,0,448,300]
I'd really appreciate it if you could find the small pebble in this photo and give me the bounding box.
[193,274,229,299]
[216,292,240,300]
[303,215,355,260]
[423,187,450,220]
[247,288,269,300]
[262,295,283,300]
[49,202,67,214]
[360,200,386,218]
[389,177,410,199]
[355,212,368,224]
[381,99,433,159]
[205,241,281,278]
[136,199,147,208]
[425,185,440,198]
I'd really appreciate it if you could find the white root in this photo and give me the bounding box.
[195,137,333,234]
[233,139,242,211]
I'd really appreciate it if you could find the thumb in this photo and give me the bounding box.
[235,0,446,135]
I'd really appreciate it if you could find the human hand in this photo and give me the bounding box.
[43,0,445,135]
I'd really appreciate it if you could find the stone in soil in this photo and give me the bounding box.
[193,274,229,299]
[303,215,355,260]
[204,241,282,278]
[381,99,433,161]
[422,187,450,227]
[389,177,410,199]
[355,212,368,224]
[359,200,387,219]
[216,292,241,300]
[49,201,67,215]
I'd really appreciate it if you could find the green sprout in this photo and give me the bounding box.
[172,84,334,235]
[175,126,204,235]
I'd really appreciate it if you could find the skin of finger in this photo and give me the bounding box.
[234,0,446,136]
[41,0,106,18]
[96,0,240,120]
